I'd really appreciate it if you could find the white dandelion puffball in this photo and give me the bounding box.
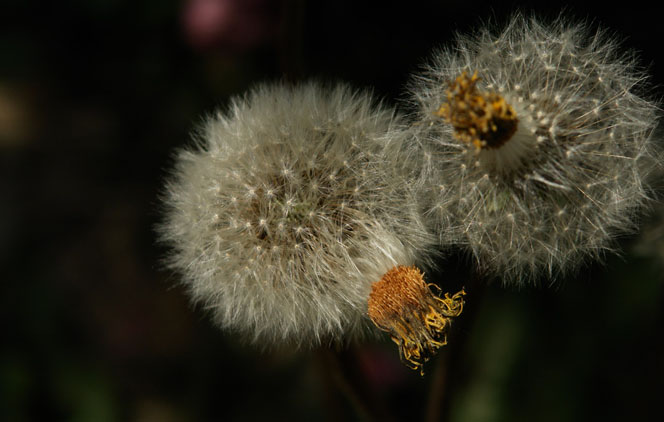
[160,82,434,346]
[410,15,660,284]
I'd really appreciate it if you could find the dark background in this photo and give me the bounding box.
[2,1,663,421]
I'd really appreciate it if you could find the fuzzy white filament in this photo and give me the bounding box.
[159,82,434,346]
[410,15,660,284]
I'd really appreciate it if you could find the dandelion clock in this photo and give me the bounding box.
[411,15,660,284]
[159,82,464,373]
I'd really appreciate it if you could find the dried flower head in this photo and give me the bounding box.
[368,266,465,375]
[410,15,660,283]
[159,82,442,348]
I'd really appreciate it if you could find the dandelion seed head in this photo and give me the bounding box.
[410,14,660,284]
[159,82,434,346]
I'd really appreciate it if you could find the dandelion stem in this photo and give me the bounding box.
[425,274,485,422]
[316,346,394,421]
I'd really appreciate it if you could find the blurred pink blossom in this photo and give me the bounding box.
[182,0,281,52]
[357,346,409,389]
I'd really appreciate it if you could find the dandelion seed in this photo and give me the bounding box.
[410,14,660,283]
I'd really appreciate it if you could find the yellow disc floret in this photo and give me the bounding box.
[436,71,518,150]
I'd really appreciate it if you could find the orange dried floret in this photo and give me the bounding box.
[368,266,465,375]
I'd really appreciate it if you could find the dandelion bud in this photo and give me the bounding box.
[368,266,465,375]
[159,82,436,347]
[411,15,660,283]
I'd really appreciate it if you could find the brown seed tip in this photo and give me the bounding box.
[368,266,465,375]
[436,71,518,150]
